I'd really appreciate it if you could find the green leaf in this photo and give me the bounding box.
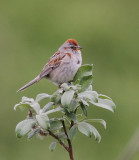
[15,119,36,138]
[49,142,57,152]
[61,90,75,108]
[41,102,54,113]
[66,112,77,122]
[61,83,70,91]
[73,64,93,82]
[86,85,93,91]
[70,84,81,91]
[14,103,30,111]
[36,115,50,129]
[28,128,40,139]
[50,120,62,131]
[58,132,67,139]
[14,96,41,113]
[35,93,50,102]
[80,75,93,92]
[80,103,87,116]
[84,119,106,129]
[98,94,112,100]
[78,91,98,102]
[21,97,34,103]
[78,122,92,137]
[45,107,63,115]
[87,123,101,142]
[90,98,116,112]
[68,125,77,141]
[30,102,40,114]
[51,91,61,104]
[77,114,86,122]
[78,122,101,142]
[80,99,89,106]
[68,99,78,112]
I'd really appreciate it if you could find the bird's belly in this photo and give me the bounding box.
[48,62,80,84]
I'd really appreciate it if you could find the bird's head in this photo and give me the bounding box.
[59,39,82,54]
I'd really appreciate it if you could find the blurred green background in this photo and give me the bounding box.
[0,0,139,160]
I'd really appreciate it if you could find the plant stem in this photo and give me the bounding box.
[39,129,69,151]
[39,128,74,159]
[48,130,69,151]
[62,120,74,160]
[68,145,74,160]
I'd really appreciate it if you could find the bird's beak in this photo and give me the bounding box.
[76,45,82,50]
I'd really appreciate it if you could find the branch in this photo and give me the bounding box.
[48,130,69,151]
[61,120,74,160]
[61,120,68,139]
[61,120,71,146]
[70,121,74,129]
[39,129,68,151]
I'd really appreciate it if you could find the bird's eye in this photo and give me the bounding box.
[71,46,76,50]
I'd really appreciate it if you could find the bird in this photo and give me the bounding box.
[17,39,82,92]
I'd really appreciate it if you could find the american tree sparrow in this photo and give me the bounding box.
[17,39,82,92]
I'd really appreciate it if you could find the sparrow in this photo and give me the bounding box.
[17,39,82,92]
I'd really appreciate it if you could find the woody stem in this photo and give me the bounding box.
[61,120,74,160]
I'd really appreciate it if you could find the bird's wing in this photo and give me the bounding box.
[39,51,66,78]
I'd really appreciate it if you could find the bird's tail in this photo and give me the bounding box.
[17,75,41,92]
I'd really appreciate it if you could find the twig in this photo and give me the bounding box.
[70,120,74,129]
[39,129,68,151]
[48,130,69,151]
[62,120,74,160]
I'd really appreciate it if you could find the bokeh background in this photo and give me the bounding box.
[0,0,139,160]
